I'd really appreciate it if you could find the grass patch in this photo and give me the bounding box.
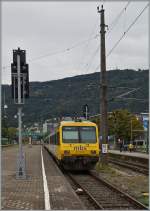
[138,195,149,207]
[95,161,117,175]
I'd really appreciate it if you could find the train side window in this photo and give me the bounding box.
[54,134,56,145]
[55,133,57,145]
[57,132,60,145]
[53,135,55,144]
[51,134,55,145]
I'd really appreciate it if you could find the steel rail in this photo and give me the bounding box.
[67,173,104,210]
[44,145,148,210]
[67,171,148,210]
[44,145,103,209]
[90,171,148,210]
[109,158,149,175]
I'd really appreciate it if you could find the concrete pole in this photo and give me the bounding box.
[98,5,108,164]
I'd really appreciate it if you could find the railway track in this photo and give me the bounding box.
[44,146,148,210]
[66,171,148,210]
[109,158,149,175]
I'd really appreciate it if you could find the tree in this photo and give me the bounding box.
[108,109,143,143]
[131,116,144,140]
[2,127,8,138]
[2,117,9,138]
[7,127,17,143]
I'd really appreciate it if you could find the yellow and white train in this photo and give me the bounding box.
[44,119,100,170]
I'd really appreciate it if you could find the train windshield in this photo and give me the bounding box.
[80,127,96,143]
[62,126,97,143]
[62,126,79,143]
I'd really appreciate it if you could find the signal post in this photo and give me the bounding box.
[11,47,29,179]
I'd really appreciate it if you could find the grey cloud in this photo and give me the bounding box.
[2,1,149,84]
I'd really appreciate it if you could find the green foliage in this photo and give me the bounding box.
[2,125,17,143]
[2,127,8,138]
[108,109,144,141]
[7,127,17,140]
[91,109,144,142]
[138,195,149,207]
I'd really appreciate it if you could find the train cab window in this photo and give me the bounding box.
[62,126,79,143]
[80,126,96,143]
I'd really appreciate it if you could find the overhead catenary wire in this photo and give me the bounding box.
[83,45,100,73]
[106,1,131,36]
[83,2,130,73]
[94,2,149,72]
[2,33,99,71]
[91,87,148,119]
[78,20,99,71]
[107,2,149,57]
[2,2,131,74]
[30,34,99,62]
[3,2,149,80]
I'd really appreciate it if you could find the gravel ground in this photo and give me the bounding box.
[94,162,149,207]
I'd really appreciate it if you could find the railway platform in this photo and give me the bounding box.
[109,149,149,166]
[1,145,85,210]
[109,149,149,159]
[1,145,44,210]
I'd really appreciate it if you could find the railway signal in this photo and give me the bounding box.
[82,104,89,120]
[11,49,29,101]
[11,47,29,179]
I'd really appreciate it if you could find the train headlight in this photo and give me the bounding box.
[64,150,70,155]
[91,150,96,154]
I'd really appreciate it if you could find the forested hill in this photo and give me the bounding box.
[2,69,149,126]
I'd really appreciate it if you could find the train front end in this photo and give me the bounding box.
[59,121,100,170]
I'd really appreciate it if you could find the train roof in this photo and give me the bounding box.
[59,120,97,126]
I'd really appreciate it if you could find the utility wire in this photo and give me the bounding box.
[94,3,149,71]
[2,34,99,71]
[85,2,130,73]
[29,34,99,62]
[20,2,130,75]
[78,20,99,71]
[84,45,100,73]
[94,64,100,72]
[88,86,148,118]
[107,2,149,57]
[107,1,131,36]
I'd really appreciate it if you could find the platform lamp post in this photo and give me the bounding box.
[11,47,29,179]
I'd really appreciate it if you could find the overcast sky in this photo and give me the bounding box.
[2,1,149,84]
